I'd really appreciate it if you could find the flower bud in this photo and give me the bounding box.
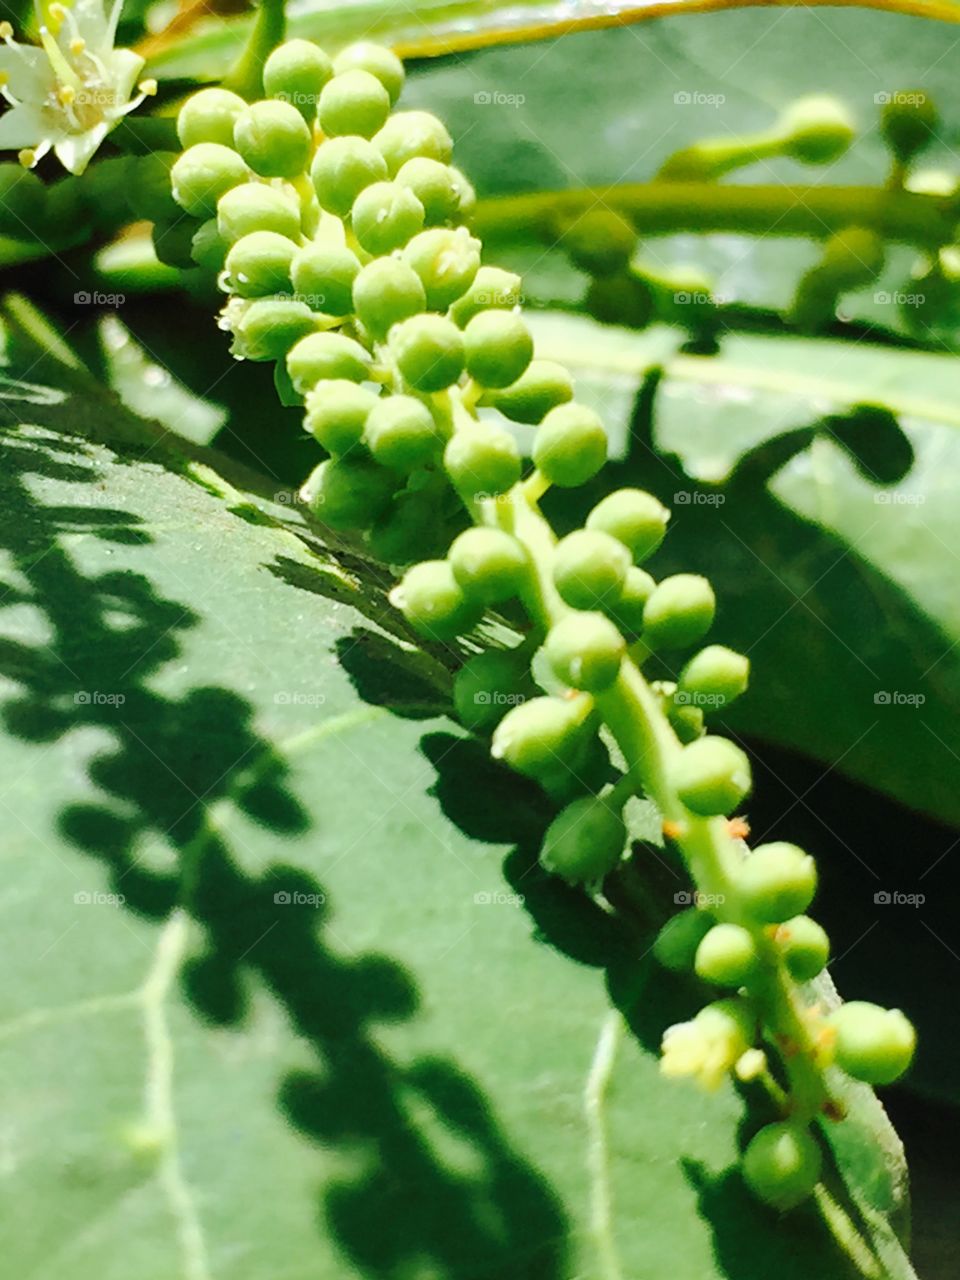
[233,100,312,178]
[672,736,751,817]
[534,402,607,487]
[540,795,626,883]
[319,69,391,139]
[310,135,388,215]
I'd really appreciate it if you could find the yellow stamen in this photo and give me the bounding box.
[47,2,67,32]
[0,72,8,87]
[0,21,13,39]
[138,78,157,96]
[58,83,76,105]
[18,149,37,168]
[69,36,85,55]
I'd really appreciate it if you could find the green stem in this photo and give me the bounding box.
[222,0,286,101]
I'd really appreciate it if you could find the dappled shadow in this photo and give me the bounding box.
[0,421,570,1279]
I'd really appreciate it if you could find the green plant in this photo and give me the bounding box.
[168,38,918,1216]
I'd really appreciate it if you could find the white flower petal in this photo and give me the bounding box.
[0,43,53,100]
[106,46,144,102]
[54,120,108,173]
[0,102,52,148]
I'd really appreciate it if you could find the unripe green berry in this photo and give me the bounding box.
[540,795,626,884]
[586,488,669,562]
[820,225,885,290]
[224,230,296,297]
[368,489,444,565]
[443,422,521,499]
[739,843,817,924]
[678,645,750,710]
[545,613,624,692]
[290,242,361,314]
[396,157,463,225]
[365,395,442,472]
[230,298,317,360]
[352,256,426,339]
[374,110,453,175]
[177,88,247,149]
[286,331,371,394]
[672,736,751,817]
[263,39,334,119]
[462,309,533,389]
[449,266,523,327]
[642,574,715,650]
[881,91,938,165]
[779,95,856,165]
[562,209,637,276]
[351,180,425,254]
[233,100,312,179]
[491,695,586,781]
[391,313,464,392]
[669,701,705,745]
[743,1123,822,1211]
[826,1001,916,1085]
[553,531,631,610]
[775,915,829,982]
[605,566,656,636]
[171,143,248,216]
[403,227,481,310]
[319,69,390,139]
[391,559,482,640]
[448,528,529,604]
[301,456,396,529]
[585,273,654,329]
[217,182,301,243]
[191,218,229,272]
[695,923,758,986]
[310,136,388,215]
[484,359,573,425]
[453,649,532,732]
[653,908,714,972]
[534,402,607,487]
[333,42,405,105]
[304,379,378,453]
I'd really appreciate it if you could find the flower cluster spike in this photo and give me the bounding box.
[170,38,917,1213]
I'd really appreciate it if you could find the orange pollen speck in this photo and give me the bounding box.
[662,820,685,841]
[727,816,750,839]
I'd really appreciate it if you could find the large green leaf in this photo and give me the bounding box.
[0,350,916,1276]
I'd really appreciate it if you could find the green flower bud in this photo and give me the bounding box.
[672,736,751,817]
[403,227,481,310]
[453,649,532,732]
[152,218,196,268]
[230,298,318,360]
[171,143,249,216]
[391,313,464,392]
[642,574,715,650]
[462,309,533,389]
[826,1001,916,1085]
[562,209,637,276]
[448,527,529,604]
[491,695,586,780]
[586,488,669,563]
[224,230,297,297]
[333,41,405,105]
[365,395,443,472]
[819,225,885,290]
[553,530,631,611]
[545,612,624,692]
[319,69,391,139]
[677,645,750,710]
[396,157,463,225]
[443,422,521,499]
[605,566,656,636]
[191,218,229,273]
[233,100,312,179]
[368,489,445,565]
[585,273,654,329]
[775,915,829,982]
[303,379,378,453]
[301,455,397,529]
[695,923,758,986]
[669,701,705,745]
[880,90,938,165]
[352,256,426,339]
[274,359,303,407]
[540,795,626,884]
[310,135,388,215]
[779,95,856,165]
[263,39,334,119]
[374,110,453,175]
[534,402,607,487]
[177,88,246,149]
[743,1123,822,1211]
[739,843,817,924]
[484,359,574,425]
[653,908,714,972]
[351,180,425,254]
[286,331,371,394]
[217,182,301,243]
[390,559,483,640]
[290,242,361,314]
[449,266,523,327]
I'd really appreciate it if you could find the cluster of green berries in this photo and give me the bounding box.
[171,43,916,1215]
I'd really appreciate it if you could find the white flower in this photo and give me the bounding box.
[0,0,156,174]
[660,998,754,1092]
